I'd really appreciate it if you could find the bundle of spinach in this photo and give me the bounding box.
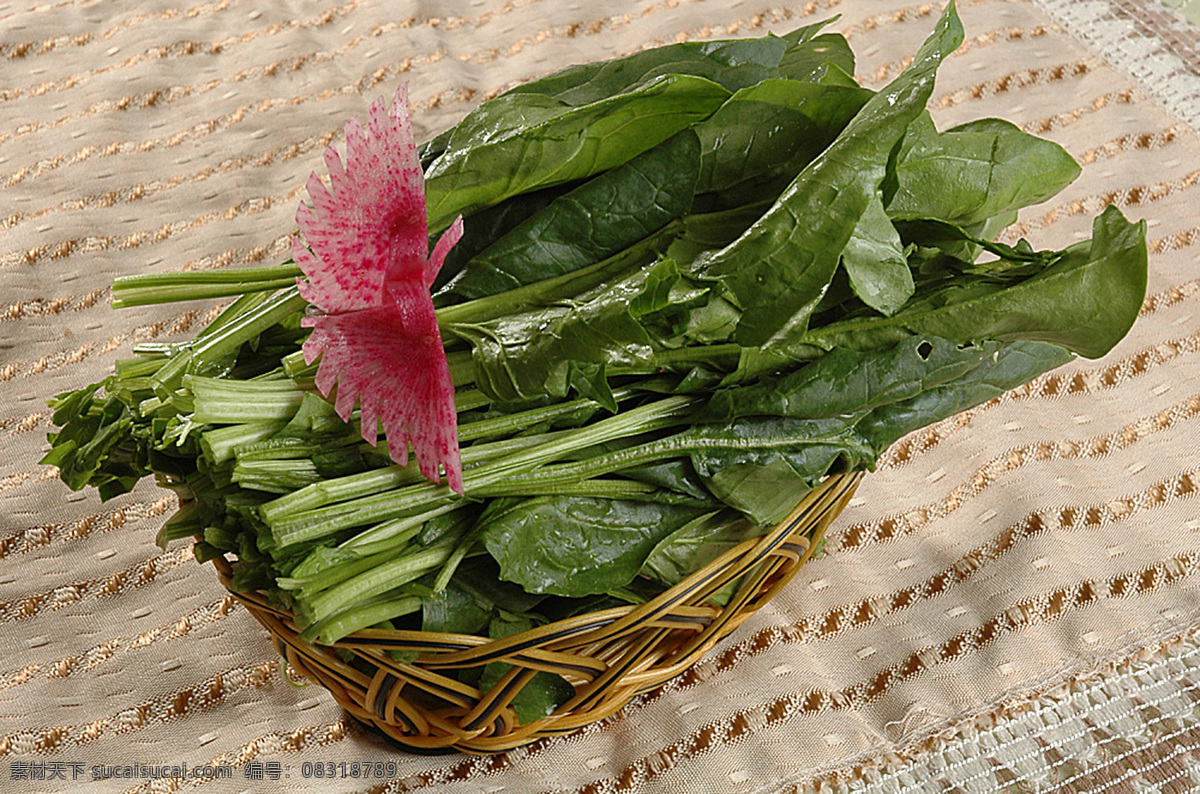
[44,2,1145,715]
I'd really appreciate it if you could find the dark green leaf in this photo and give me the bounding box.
[481,496,711,597]
[888,113,1082,226]
[859,341,1075,453]
[693,79,871,202]
[681,415,873,525]
[805,205,1148,359]
[695,1,964,353]
[421,580,493,635]
[641,510,758,588]
[841,193,914,315]
[698,336,1001,423]
[438,130,701,302]
[424,75,729,231]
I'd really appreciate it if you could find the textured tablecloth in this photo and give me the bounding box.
[4,0,1200,791]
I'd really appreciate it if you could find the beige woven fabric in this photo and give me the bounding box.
[3,0,1200,791]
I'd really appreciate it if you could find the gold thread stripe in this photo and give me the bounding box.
[0,0,559,67]
[0,467,61,494]
[0,596,236,691]
[1021,88,1143,134]
[0,0,691,147]
[0,1,361,103]
[0,495,175,561]
[1,80,474,184]
[1143,276,1200,316]
[1001,169,1200,241]
[0,306,213,384]
[0,545,194,625]
[2,127,339,226]
[0,0,242,59]
[834,393,1200,552]
[0,410,49,437]
[932,58,1104,111]
[0,659,277,756]
[840,1,943,40]
[0,288,107,320]
[1151,224,1200,255]
[857,24,1067,86]
[1,0,1061,190]
[791,473,1200,646]
[1076,124,1187,165]
[665,472,1200,693]
[1,186,301,270]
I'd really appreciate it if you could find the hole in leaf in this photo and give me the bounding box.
[916,341,933,360]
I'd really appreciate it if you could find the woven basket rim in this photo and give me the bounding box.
[206,470,863,753]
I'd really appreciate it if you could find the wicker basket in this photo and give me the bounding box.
[207,471,862,753]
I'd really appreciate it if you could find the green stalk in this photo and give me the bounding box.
[299,591,423,645]
[277,545,405,598]
[434,226,665,329]
[186,375,307,424]
[261,423,598,523]
[150,287,307,397]
[469,478,658,500]
[114,356,170,380]
[341,502,466,553]
[232,459,322,493]
[304,545,453,624]
[112,264,303,308]
[265,396,696,548]
[200,421,288,466]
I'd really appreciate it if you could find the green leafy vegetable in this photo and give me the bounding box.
[41,1,1146,706]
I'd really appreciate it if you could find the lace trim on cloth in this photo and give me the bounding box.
[772,630,1200,794]
[1035,0,1200,131]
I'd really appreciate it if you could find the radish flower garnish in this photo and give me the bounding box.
[293,84,465,493]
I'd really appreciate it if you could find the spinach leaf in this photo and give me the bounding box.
[450,205,771,403]
[840,193,913,315]
[480,496,711,597]
[455,264,657,402]
[698,336,1001,423]
[888,113,1082,226]
[417,21,840,167]
[497,21,840,106]
[778,31,856,80]
[641,509,758,589]
[859,340,1075,453]
[420,580,492,635]
[437,130,701,302]
[805,205,1148,359]
[424,75,730,231]
[695,1,964,353]
[432,182,573,295]
[692,78,872,205]
[680,414,874,525]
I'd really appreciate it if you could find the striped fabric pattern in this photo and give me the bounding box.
[3,0,1200,791]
